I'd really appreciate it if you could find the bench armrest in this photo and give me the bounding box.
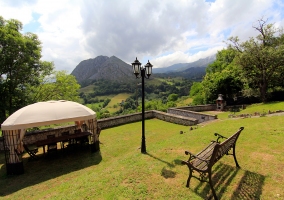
[184,150,209,163]
[214,133,227,143]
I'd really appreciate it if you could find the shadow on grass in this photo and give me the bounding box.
[0,147,102,196]
[146,153,178,179]
[161,167,176,178]
[188,163,265,199]
[146,153,174,168]
[232,170,265,199]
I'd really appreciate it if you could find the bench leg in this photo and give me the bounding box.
[233,146,240,168]
[186,168,193,187]
[208,170,218,200]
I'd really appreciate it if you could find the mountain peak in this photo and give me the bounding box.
[71,55,134,84]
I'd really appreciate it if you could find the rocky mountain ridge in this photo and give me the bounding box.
[71,55,216,84]
[71,56,134,84]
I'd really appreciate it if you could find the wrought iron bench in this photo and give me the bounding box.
[181,127,244,200]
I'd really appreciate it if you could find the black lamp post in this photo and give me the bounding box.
[136,83,141,112]
[132,57,153,153]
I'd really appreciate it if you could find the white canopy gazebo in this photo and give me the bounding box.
[1,100,98,175]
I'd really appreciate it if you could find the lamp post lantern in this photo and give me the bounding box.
[132,57,153,153]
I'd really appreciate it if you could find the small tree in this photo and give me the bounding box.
[168,93,178,102]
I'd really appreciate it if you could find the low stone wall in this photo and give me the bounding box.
[97,111,154,129]
[167,107,217,123]
[97,110,198,129]
[153,110,198,125]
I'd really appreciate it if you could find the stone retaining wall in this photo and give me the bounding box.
[153,110,198,125]
[97,110,198,129]
[97,111,154,129]
[175,104,216,112]
[167,106,217,123]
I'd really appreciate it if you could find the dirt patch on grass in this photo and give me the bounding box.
[250,152,275,162]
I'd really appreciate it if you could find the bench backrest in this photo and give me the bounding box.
[209,127,244,166]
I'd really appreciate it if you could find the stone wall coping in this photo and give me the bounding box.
[153,110,198,121]
[168,107,217,117]
[174,104,215,109]
[97,110,198,122]
[97,110,153,122]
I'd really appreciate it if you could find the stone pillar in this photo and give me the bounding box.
[216,94,225,111]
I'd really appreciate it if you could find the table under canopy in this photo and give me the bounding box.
[1,100,99,175]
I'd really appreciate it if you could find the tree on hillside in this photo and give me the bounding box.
[202,68,243,103]
[168,93,178,102]
[27,70,81,103]
[206,48,237,74]
[189,82,205,105]
[228,19,284,102]
[0,16,53,123]
[190,49,244,104]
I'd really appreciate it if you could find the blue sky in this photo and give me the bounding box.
[1,0,284,72]
[22,12,41,33]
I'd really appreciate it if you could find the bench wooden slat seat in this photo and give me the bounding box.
[182,127,244,200]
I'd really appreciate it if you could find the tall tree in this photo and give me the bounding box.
[0,16,53,123]
[228,19,284,102]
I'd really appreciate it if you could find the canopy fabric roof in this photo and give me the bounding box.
[1,100,96,130]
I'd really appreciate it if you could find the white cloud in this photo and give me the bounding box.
[0,3,34,25]
[152,46,223,68]
[0,0,284,73]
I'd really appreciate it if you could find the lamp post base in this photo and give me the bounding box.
[141,140,146,153]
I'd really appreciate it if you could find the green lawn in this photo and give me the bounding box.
[205,101,284,120]
[0,107,283,199]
